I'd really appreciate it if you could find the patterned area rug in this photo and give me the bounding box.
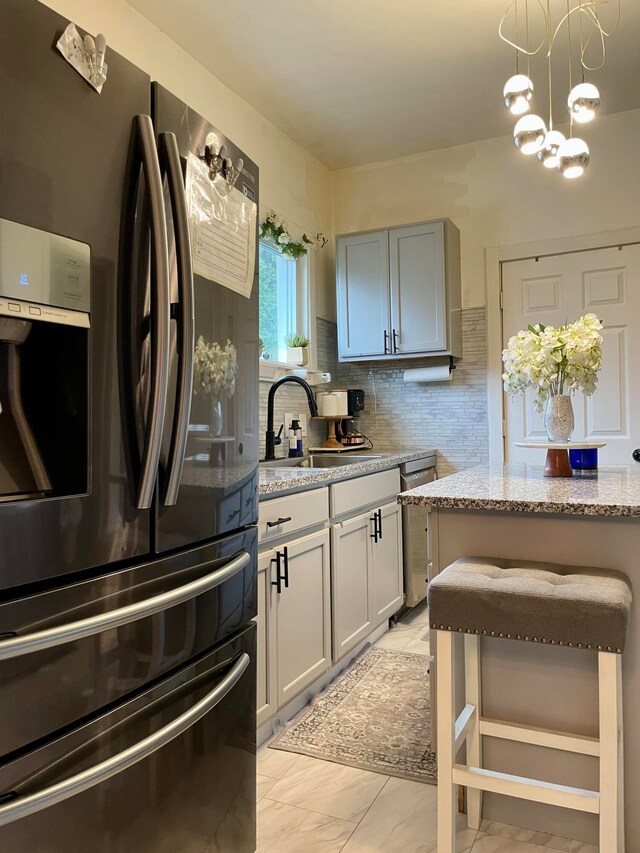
[269,647,436,784]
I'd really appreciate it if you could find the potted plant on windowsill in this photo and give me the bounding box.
[285,333,310,367]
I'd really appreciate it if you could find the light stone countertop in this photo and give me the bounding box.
[259,448,437,499]
[397,462,640,517]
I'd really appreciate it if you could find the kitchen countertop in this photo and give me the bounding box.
[397,462,640,518]
[259,448,437,498]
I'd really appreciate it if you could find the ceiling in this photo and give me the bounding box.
[127,0,640,169]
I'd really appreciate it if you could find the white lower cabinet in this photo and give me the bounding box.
[256,550,277,728]
[257,472,405,730]
[331,500,404,662]
[257,528,331,726]
[371,501,404,623]
[331,511,374,660]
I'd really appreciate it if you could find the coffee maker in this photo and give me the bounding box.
[338,389,368,447]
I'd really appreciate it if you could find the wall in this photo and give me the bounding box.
[336,309,488,475]
[331,108,640,308]
[41,0,336,321]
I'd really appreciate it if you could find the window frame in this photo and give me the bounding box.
[258,236,317,382]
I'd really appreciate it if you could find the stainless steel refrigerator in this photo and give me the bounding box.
[0,1,258,849]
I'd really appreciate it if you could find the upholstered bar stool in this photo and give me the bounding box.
[429,557,631,853]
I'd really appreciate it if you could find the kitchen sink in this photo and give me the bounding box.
[260,454,384,469]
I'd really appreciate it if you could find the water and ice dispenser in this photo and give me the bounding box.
[0,218,89,500]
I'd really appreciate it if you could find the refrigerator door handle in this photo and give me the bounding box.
[158,132,195,507]
[0,652,250,829]
[0,550,250,662]
[135,114,171,510]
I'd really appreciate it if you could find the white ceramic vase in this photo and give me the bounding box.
[544,393,574,442]
[211,398,223,437]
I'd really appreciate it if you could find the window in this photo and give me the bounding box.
[259,240,309,365]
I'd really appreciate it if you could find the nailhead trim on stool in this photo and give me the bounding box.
[428,557,631,653]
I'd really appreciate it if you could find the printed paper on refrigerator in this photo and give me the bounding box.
[186,154,256,298]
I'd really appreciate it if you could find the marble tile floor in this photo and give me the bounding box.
[257,603,597,852]
[256,748,597,853]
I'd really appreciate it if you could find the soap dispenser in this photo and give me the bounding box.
[288,419,303,458]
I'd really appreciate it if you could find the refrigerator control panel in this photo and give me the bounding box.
[0,218,90,315]
[0,296,89,328]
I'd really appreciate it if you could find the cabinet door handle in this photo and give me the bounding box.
[383,330,389,355]
[266,516,292,528]
[370,513,379,543]
[377,508,383,540]
[282,546,290,588]
[392,329,399,353]
[270,552,283,594]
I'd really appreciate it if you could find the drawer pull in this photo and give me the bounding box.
[377,508,383,540]
[0,653,250,828]
[266,516,292,528]
[0,551,250,661]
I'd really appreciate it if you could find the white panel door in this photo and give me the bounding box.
[256,550,277,728]
[503,244,640,464]
[389,222,446,354]
[371,502,404,625]
[337,231,390,358]
[331,511,374,661]
[275,528,331,707]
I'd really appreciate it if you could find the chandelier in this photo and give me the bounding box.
[500,0,620,179]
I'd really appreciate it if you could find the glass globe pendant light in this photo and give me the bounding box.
[568,81,600,123]
[557,135,590,178]
[514,114,547,155]
[538,129,566,168]
[503,74,534,115]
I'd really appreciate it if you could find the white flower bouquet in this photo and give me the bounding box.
[502,313,603,412]
[193,336,238,398]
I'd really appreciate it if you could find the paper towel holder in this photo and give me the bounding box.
[403,356,456,384]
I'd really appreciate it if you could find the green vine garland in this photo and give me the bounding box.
[259,212,314,260]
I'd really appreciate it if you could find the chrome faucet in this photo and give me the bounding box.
[264,375,318,461]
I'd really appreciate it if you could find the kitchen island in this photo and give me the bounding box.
[398,463,640,849]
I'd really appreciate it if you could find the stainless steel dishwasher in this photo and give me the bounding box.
[400,455,437,608]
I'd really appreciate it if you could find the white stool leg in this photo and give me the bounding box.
[464,634,483,830]
[599,651,624,852]
[436,629,456,853]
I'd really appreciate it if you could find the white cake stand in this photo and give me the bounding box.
[515,441,607,478]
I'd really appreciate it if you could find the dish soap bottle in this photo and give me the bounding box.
[288,419,303,458]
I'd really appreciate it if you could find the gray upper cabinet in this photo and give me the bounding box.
[390,222,445,354]
[336,219,461,362]
[336,230,390,359]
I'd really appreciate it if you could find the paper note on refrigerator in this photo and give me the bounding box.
[186,153,256,298]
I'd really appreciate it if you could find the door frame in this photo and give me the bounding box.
[485,225,640,464]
